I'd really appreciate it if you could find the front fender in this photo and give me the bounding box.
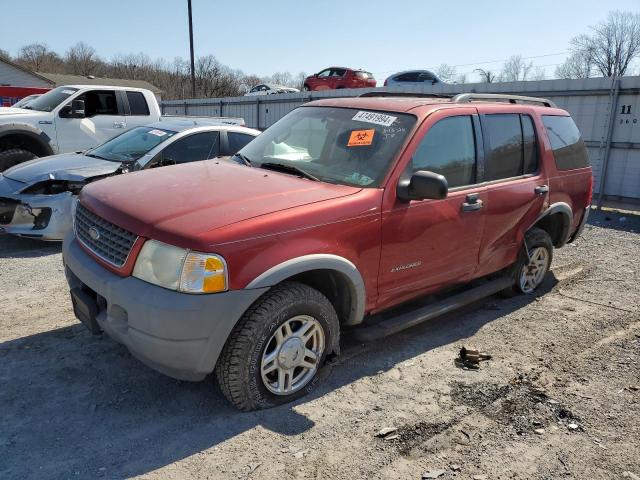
[246,254,366,325]
[0,124,54,156]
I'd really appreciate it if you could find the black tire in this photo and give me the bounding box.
[501,228,553,297]
[0,148,38,172]
[302,85,310,92]
[215,281,340,411]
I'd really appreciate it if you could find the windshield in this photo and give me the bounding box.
[88,126,177,163]
[238,106,416,187]
[24,87,78,112]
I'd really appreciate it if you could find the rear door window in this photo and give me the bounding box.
[160,132,220,164]
[126,91,150,116]
[412,115,476,188]
[542,115,589,170]
[483,114,523,181]
[226,131,256,154]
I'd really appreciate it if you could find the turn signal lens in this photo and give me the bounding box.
[179,253,227,294]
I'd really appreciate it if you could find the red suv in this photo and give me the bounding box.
[303,67,376,91]
[63,93,592,411]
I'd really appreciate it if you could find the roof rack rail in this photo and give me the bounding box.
[358,91,452,99]
[452,93,556,108]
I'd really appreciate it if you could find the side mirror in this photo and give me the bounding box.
[71,99,85,118]
[397,170,448,201]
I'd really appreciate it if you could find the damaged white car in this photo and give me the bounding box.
[0,119,260,240]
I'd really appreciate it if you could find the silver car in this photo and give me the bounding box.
[384,70,441,87]
[0,120,260,241]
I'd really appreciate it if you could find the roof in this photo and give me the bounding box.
[145,119,257,133]
[35,72,162,94]
[306,95,565,115]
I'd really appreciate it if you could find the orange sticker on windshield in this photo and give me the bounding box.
[348,129,375,147]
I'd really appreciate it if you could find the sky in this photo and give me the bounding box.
[2,0,639,82]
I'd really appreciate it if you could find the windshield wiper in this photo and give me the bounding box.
[85,153,109,161]
[260,162,319,181]
[232,153,252,166]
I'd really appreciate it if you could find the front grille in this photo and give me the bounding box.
[75,203,137,267]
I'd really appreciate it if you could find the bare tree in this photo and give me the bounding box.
[0,49,10,61]
[456,73,468,84]
[532,66,546,81]
[435,64,457,83]
[16,43,62,72]
[555,51,594,79]
[501,55,533,82]
[569,10,640,77]
[65,42,101,76]
[474,68,498,83]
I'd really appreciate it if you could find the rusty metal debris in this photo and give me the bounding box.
[456,346,492,370]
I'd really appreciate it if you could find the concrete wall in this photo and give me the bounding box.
[162,76,640,201]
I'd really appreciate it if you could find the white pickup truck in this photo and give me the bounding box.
[0,85,244,171]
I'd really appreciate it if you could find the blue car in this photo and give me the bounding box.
[384,70,441,87]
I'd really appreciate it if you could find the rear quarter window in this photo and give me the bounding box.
[542,116,589,170]
[126,91,150,116]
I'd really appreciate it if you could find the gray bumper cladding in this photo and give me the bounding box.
[63,235,269,381]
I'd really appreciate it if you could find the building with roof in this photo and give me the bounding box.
[0,57,161,101]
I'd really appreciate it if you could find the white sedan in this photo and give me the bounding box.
[244,84,300,96]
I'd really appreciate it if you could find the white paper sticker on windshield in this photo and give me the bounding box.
[62,89,76,95]
[352,111,397,127]
[148,129,167,137]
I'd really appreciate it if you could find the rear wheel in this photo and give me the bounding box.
[215,281,339,411]
[502,228,553,296]
[302,85,310,92]
[0,148,38,171]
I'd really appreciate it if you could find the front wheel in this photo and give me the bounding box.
[302,85,310,91]
[0,148,38,172]
[215,281,339,411]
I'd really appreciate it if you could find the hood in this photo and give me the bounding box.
[0,107,33,115]
[2,153,122,184]
[80,160,361,248]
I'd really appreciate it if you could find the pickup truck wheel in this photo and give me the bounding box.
[0,148,38,171]
[502,228,553,296]
[215,281,339,411]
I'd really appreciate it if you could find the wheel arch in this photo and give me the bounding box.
[529,202,572,248]
[246,254,366,325]
[0,127,54,157]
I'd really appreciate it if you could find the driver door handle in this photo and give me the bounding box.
[462,192,483,212]
[462,200,484,212]
[113,121,126,129]
[535,185,549,195]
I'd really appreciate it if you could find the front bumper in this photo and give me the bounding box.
[0,192,74,241]
[63,235,269,381]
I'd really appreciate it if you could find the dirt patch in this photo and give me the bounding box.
[1,210,640,479]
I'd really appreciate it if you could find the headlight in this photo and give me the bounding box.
[132,240,227,294]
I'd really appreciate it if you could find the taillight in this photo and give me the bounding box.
[587,174,594,205]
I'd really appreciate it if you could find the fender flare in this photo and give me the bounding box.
[0,125,54,156]
[246,254,367,325]
[530,202,573,247]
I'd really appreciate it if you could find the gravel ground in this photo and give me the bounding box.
[1,208,639,480]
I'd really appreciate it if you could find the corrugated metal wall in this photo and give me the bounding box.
[162,76,640,201]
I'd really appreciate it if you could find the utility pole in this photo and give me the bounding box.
[187,0,196,98]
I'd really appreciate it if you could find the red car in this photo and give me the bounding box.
[303,67,376,91]
[64,93,592,411]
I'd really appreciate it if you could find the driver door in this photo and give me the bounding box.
[377,108,487,309]
[55,89,126,153]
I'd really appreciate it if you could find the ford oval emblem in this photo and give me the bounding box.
[88,226,101,241]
